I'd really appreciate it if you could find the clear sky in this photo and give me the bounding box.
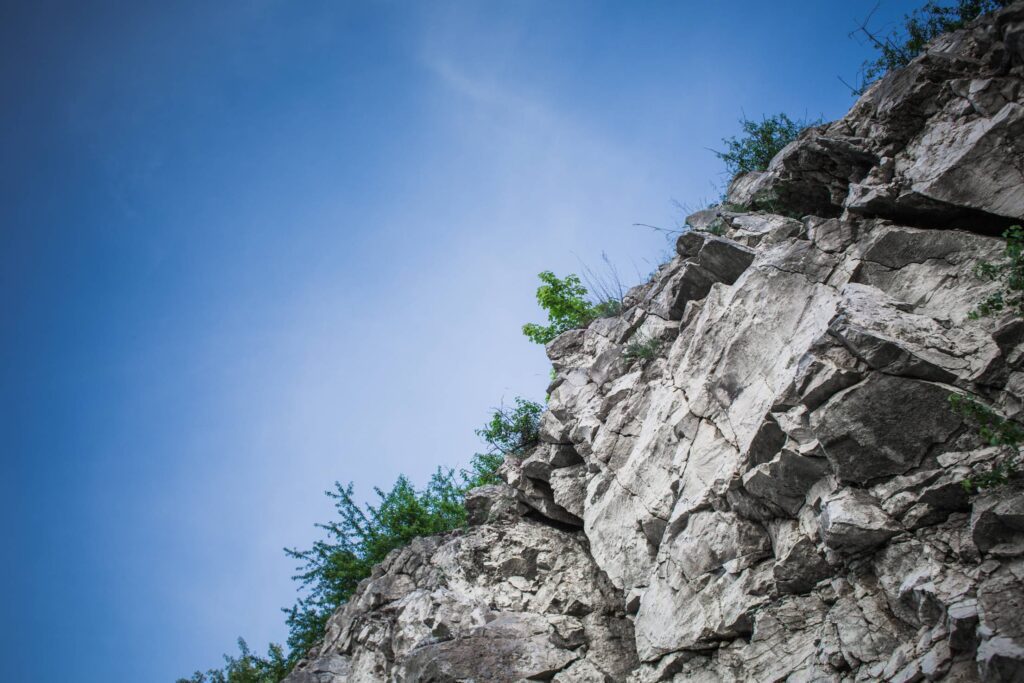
[2,1,921,680]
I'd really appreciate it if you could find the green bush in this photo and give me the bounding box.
[713,113,820,179]
[623,334,663,365]
[461,451,505,489]
[854,1,1009,91]
[522,271,601,344]
[475,397,543,457]
[184,398,540,681]
[971,225,1024,319]
[950,225,1024,492]
[592,299,623,318]
[282,397,539,657]
[949,395,1022,492]
[699,219,727,236]
[521,270,625,345]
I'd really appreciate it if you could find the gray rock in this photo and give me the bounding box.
[741,449,829,516]
[830,283,1001,383]
[971,489,1024,554]
[503,457,583,527]
[549,464,588,519]
[285,508,637,683]
[465,484,525,526]
[811,373,963,484]
[726,212,805,247]
[853,101,1024,223]
[820,488,900,553]
[769,520,831,594]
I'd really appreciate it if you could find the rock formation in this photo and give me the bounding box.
[286,4,1024,681]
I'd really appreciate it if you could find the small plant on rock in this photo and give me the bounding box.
[580,252,628,319]
[948,394,1022,492]
[970,225,1024,319]
[950,227,1024,491]
[851,0,1010,93]
[177,639,288,683]
[701,219,727,236]
[184,395,542,681]
[713,113,821,180]
[522,271,599,344]
[623,333,663,365]
[476,397,543,457]
[522,269,625,344]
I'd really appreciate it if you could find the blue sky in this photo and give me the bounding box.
[2,1,921,680]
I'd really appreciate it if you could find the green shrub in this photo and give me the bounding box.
[949,394,1022,492]
[476,397,543,457]
[700,219,726,236]
[522,271,610,344]
[853,1,1009,91]
[949,394,1024,449]
[580,252,629,320]
[461,451,505,489]
[950,225,1024,492]
[713,113,820,179]
[592,299,623,318]
[281,398,539,657]
[623,334,663,365]
[971,225,1024,319]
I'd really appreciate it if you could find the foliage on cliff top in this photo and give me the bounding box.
[522,271,620,345]
[476,397,543,457]
[282,468,471,659]
[713,113,820,179]
[853,0,1010,92]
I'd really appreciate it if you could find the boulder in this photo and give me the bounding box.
[811,373,963,484]
[820,488,900,553]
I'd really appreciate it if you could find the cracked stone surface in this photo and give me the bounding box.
[285,5,1024,681]
[284,486,636,683]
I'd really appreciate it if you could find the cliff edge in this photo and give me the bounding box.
[287,4,1024,681]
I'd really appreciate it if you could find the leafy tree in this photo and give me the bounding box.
[853,0,1009,91]
[461,451,505,489]
[280,398,539,659]
[713,113,820,179]
[522,271,601,344]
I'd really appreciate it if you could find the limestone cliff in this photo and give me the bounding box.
[286,4,1024,681]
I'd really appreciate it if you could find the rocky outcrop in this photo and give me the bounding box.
[729,1,1024,233]
[287,4,1024,681]
[286,485,637,683]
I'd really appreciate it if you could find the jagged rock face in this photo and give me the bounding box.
[728,1,1024,232]
[288,5,1024,682]
[284,486,637,683]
